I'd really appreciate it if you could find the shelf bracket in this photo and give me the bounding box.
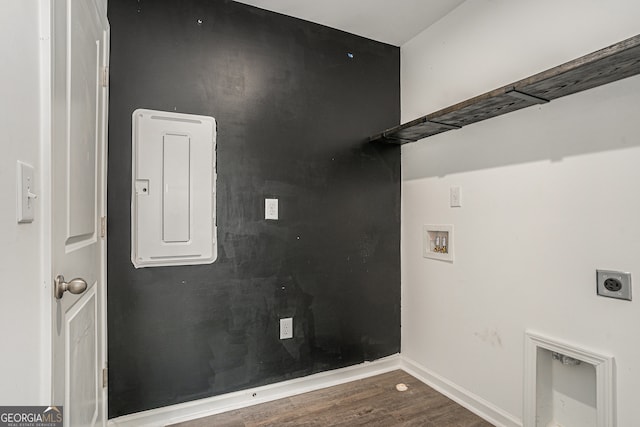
[427,120,462,130]
[381,133,418,144]
[505,89,549,104]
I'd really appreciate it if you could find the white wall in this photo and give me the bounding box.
[0,1,47,404]
[401,0,640,425]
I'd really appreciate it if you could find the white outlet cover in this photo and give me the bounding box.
[280,317,293,339]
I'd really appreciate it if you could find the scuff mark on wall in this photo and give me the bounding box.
[474,328,503,348]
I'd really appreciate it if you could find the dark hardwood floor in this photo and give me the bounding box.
[169,370,494,426]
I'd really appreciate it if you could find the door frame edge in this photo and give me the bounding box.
[38,0,54,406]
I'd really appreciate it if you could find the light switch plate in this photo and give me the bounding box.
[265,198,278,220]
[17,161,36,223]
[450,186,461,207]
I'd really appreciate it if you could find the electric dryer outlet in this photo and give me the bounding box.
[596,270,631,301]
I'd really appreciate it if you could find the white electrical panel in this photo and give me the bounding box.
[131,109,217,268]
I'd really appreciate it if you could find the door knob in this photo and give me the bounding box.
[54,275,88,300]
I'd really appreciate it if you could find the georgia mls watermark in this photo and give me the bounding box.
[0,406,63,427]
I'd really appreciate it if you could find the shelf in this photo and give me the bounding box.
[370,34,640,144]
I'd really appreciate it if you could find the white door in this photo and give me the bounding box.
[51,0,109,426]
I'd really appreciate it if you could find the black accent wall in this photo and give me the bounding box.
[107,0,400,418]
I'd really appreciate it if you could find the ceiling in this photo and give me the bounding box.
[234,0,466,46]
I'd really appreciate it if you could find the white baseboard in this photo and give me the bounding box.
[108,354,402,427]
[400,356,522,427]
[109,354,522,427]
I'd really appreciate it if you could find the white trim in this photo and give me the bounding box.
[38,0,53,406]
[109,355,524,427]
[108,354,401,427]
[99,21,110,427]
[523,331,615,427]
[400,356,522,427]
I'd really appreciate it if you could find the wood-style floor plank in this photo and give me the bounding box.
[168,370,494,426]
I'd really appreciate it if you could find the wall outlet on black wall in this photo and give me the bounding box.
[280,318,293,339]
